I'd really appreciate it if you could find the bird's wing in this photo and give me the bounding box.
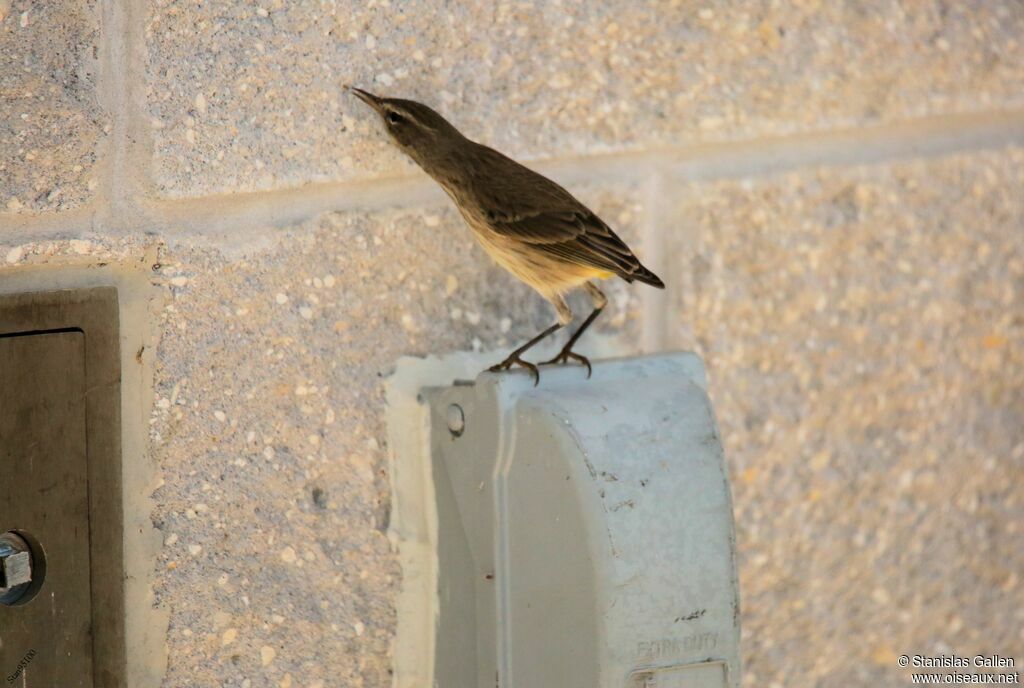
[489,208,643,276]
[469,146,643,277]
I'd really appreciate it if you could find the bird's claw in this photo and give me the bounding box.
[488,354,541,385]
[540,349,593,378]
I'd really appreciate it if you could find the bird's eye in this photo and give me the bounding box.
[387,111,404,125]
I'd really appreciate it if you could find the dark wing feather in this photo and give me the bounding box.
[467,144,647,280]
[489,209,642,277]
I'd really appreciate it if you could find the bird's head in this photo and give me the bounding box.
[347,87,465,167]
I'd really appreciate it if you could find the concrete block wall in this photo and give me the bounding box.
[2,1,1023,686]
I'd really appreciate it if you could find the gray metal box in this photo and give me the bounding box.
[420,354,740,687]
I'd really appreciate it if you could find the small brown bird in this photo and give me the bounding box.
[349,87,664,383]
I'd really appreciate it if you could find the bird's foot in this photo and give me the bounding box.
[539,348,592,378]
[488,353,541,385]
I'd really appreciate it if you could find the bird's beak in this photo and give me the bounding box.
[346,85,385,114]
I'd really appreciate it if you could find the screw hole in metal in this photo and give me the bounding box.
[446,404,465,437]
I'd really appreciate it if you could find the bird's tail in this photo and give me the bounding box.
[627,263,665,289]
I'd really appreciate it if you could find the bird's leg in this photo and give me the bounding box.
[487,295,572,385]
[488,323,561,384]
[540,282,607,378]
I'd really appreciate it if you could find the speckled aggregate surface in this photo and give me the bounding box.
[147,199,644,687]
[144,0,1024,198]
[0,0,103,213]
[668,147,1024,686]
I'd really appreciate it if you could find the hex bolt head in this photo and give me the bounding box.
[2,551,31,587]
[446,404,465,437]
[0,532,32,604]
